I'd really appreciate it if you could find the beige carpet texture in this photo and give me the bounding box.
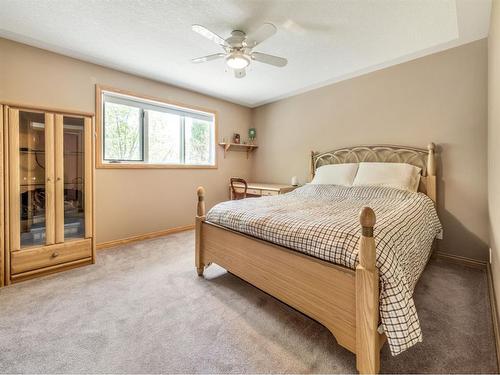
[0,230,497,373]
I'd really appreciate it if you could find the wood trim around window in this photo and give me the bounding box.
[95,84,219,169]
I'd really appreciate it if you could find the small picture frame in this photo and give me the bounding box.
[233,133,241,144]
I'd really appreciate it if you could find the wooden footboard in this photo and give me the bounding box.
[195,187,383,374]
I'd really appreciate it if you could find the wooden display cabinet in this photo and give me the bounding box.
[2,105,95,284]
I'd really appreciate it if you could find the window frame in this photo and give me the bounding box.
[96,85,218,169]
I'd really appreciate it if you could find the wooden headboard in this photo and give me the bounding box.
[310,143,437,203]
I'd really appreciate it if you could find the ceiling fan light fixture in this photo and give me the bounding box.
[192,23,286,77]
[226,52,250,70]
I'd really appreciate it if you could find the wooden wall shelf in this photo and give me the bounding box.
[219,143,258,159]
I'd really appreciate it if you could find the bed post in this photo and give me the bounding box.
[310,151,315,182]
[356,207,380,374]
[426,142,437,203]
[195,186,206,276]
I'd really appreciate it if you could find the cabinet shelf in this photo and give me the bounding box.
[219,143,258,159]
[20,182,84,187]
[20,149,84,155]
[20,149,44,154]
[20,183,45,188]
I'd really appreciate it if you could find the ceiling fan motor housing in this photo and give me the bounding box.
[226,30,246,48]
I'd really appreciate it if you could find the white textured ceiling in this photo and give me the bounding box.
[0,0,491,107]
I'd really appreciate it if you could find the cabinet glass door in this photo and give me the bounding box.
[63,116,84,240]
[55,115,91,242]
[10,109,55,249]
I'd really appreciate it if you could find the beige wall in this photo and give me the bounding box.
[0,38,253,243]
[251,39,489,260]
[0,36,491,261]
[488,1,500,306]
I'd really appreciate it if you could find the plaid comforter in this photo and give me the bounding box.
[206,184,442,355]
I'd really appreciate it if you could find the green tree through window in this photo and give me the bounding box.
[102,92,215,166]
[186,118,211,164]
[104,102,141,161]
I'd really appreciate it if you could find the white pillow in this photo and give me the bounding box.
[352,162,421,192]
[311,163,359,186]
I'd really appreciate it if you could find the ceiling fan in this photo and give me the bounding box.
[191,23,287,78]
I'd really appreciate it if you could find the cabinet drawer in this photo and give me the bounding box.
[11,239,92,274]
[247,188,261,195]
[234,187,261,195]
[261,190,279,196]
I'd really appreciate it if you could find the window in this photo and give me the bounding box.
[99,88,216,168]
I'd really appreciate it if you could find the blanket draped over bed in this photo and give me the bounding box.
[205,184,442,355]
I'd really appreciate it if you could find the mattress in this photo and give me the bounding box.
[206,184,442,355]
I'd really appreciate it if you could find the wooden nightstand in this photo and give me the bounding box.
[229,182,298,200]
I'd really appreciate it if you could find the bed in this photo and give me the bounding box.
[194,144,441,374]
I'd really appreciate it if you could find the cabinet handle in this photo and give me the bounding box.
[47,177,51,182]
[51,252,59,258]
[56,177,62,181]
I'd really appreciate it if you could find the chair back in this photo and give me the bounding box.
[230,178,248,200]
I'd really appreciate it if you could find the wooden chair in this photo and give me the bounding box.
[230,178,247,200]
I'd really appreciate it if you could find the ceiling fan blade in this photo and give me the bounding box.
[234,68,246,79]
[251,52,287,67]
[245,23,277,48]
[192,24,228,47]
[191,53,225,63]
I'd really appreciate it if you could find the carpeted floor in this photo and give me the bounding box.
[0,230,497,374]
